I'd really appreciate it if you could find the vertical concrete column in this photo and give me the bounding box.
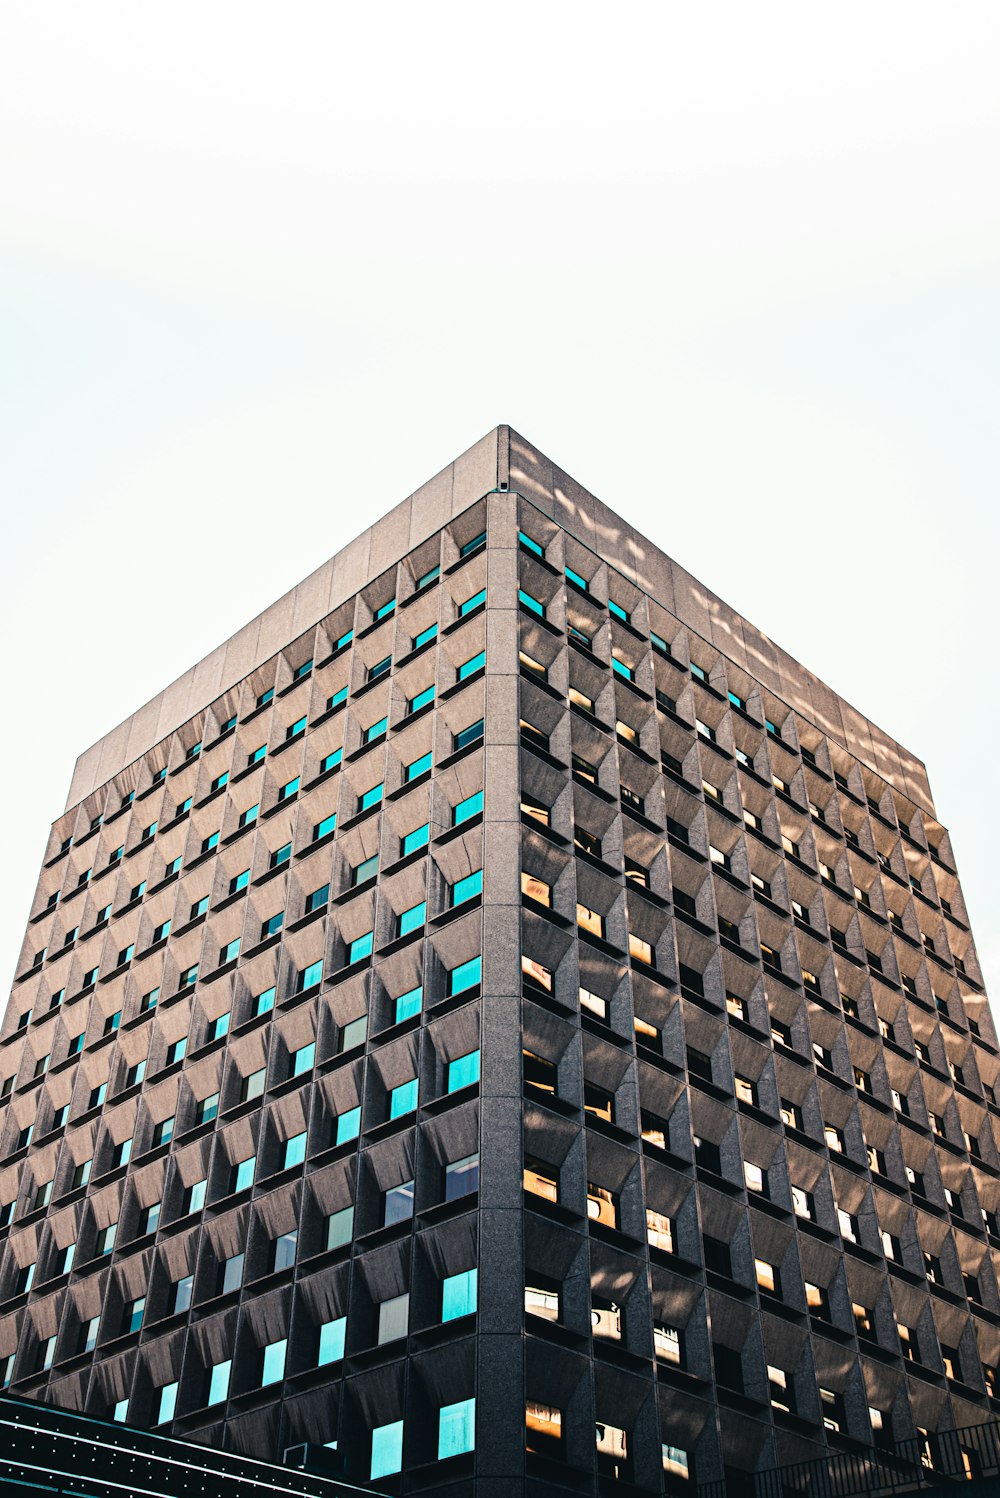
[475,487,526,1489]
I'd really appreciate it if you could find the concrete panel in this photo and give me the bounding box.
[366,497,412,583]
[452,428,500,512]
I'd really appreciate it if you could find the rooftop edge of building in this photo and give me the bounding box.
[64,423,933,818]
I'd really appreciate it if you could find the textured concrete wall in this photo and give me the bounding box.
[66,423,932,818]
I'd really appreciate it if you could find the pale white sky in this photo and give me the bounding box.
[1,2,998,1004]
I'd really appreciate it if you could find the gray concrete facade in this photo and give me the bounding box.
[1,429,996,1498]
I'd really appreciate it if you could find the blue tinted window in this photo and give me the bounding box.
[359,783,383,811]
[284,1132,307,1169]
[608,599,629,623]
[406,752,433,782]
[442,1267,477,1322]
[518,530,544,558]
[454,790,483,824]
[460,531,486,556]
[318,1317,346,1365]
[566,566,588,591]
[313,813,336,840]
[402,823,430,856]
[454,719,483,751]
[459,588,486,617]
[416,565,440,590]
[438,1397,475,1458]
[518,589,544,618]
[365,717,388,743]
[349,931,374,964]
[414,623,437,649]
[458,650,485,681]
[409,684,435,714]
[450,958,481,996]
[611,656,634,682]
[375,598,396,621]
[327,685,349,711]
[395,985,423,1023]
[452,871,483,905]
[448,1049,481,1092]
[336,1106,361,1144]
[320,748,342,774]
[298,959,323,991]
[398,902,426,938]
[208,1360,231,1405]
[371,1420,404,1480]
[390,1078,418,1119]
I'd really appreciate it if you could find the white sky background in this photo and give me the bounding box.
[1,3,998,1004]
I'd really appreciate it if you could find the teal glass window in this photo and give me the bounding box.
[318,1317,346,1364]
[451,871,483,906]
[518,530,544,558]
[335,628,353,651]
[611,655,634,682]
[340,1016,368,1052]
[113,1398,129,1423]
[457,650,485,681]
[270,842,291,868]
[220,714,237,733]
[298,959,323,991]
[442,1267,477,1321]
[408,684,435,714]
[454,790,483,825]
[448,1049,481,1092]
[454,719,483,751]
[313,813,336,842]
[279,777,299,802]
[197,1093,219,1125]
[261,911,284,937]
[397,901,426,937]
[239,803,259,827]
[292,1042,315,1076]
[450,956,481,996]
[287,715,306,739]
[365,717,388,743]
[348,931,374,964]
[458,588,486,617]
[567,622,591,648]
[651,630,669,656]
[209,1011,230,1040]
[375,598,396,621]
[284,1131,307,1169]
[689,660,707,682]
[438,1397,475,1458]
[395,985,423,1023]
[566,565,588,591]
[384,1180,414,1225]
[248,744,266,765]
[125,1296,145,1334]
[254,986,276,1016]
[327,685,348,711]
[406,751,433,782]
[187,1178,207,1212]
[211,770,228,792]
[352,854,379,885]
[728,689,745,709]
[208,1359,231,1406]
[202,830,220,852]
[173,1276,193,1313]
[141,985,158,1010]
[220,938,240,964]
[155,1381,177,1424]
[359,782,383,812]
[609,599,630,623]
[518,588,544,618]
[368,657,391,684]
[402,822,430,856]
[416,564,440,590]
[142,821,157,841]
[320,748,342,774]
[233,1156,255,1192]
[175,798,191,816]
[390,1078,418,1119]
[460,530,486,556]
[305,883,329,912]
[179,964,198,988]
[413,622,437,649]
[155,1112,176,1143]
[257,686,274,708]
[261,1339,286,1385]
[191,894,209,918]
[293,658,313,681]
[371,1420,404,1480]
[327,1205,354,1249]
[230,868,250,893]
[336,1106,362,1145]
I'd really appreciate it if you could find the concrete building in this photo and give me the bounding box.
[1,426,998,1498]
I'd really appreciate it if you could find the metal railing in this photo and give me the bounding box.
[698,1418,1000,1498]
